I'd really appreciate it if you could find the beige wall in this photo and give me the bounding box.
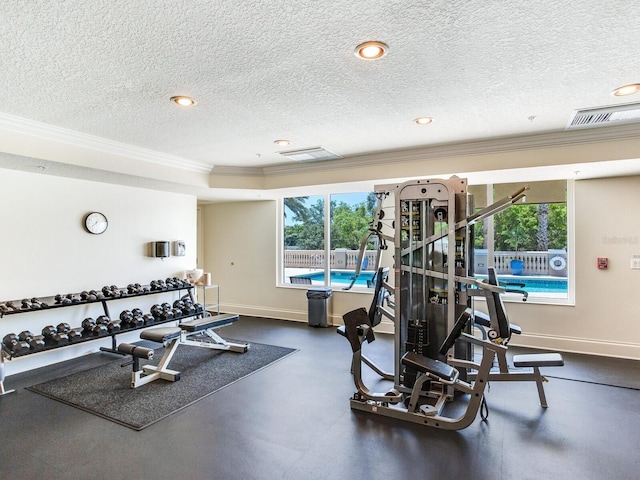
[201,174,640,360]
[1,168,197,374]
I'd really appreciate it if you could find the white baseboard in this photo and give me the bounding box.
[510,333,640,360]
[222,304,640,360]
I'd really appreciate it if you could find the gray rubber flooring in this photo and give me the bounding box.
[2,316,640,480]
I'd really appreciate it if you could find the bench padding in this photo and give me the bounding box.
[180,313,239,332]
[140,326,182,343]
[401,351,457,382]
[513,353,564,367]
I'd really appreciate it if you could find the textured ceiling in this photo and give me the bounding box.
[1,0,640,194]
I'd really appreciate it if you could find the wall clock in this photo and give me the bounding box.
[84,212,108,235]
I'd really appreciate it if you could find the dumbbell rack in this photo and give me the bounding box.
[0,282,202,395]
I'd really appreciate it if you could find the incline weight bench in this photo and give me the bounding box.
[118,313,249,389]
[469,267,564,407]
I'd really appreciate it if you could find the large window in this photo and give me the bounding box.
[469,180,571,301]
[281,181,572,303]
[282,192,376,289]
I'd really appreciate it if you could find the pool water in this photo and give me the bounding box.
[293,271,375,286]
[293,271,567,294]
[475,275,567,294]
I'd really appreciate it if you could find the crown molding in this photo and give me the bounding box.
[262,124,640,177]
[210,165,265,177]
[0,112,213,174]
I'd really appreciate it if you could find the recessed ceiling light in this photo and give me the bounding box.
[414,116,434,125]
[170,96,197,107]
[354,41,388,60]
[612,83,640,96]
[274,139,291,146]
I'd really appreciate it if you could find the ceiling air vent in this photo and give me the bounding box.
[278,146,342,162]
[566,102,640,130]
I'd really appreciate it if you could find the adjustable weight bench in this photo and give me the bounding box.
[118,313,249,389]
[118,327,182,389]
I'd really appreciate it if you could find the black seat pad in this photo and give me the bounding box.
[140,326,181,343]
[180,313,239,332]
[401,351,457,382]
[513,353,564,367]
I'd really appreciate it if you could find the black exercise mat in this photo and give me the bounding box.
[27,340,296,430]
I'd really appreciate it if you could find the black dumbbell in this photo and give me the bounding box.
[173,300,185,310]
[150,304,163,318]
[56,322,71,333]
[119,310,133,323]
[97,315,120,332]
[3,333,30,354]
[31,298,48,309]
[67,327,84,342]
[107,320,121,332]
[92,323,108,336]
[41,326,69,345]
[131,308,144,317]
[171,308,183,319]
[82,317,96,332]
[158,308,173,321]
[142,313,155,325]
[130,315,144,328]
[19,331,46,351]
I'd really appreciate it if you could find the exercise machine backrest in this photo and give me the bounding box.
[368,267,389,327]
[487,267,512,340]
[439,310,471,356]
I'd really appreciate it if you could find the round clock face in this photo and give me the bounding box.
[84,212,108,235]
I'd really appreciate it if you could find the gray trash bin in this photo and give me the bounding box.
[306,288,332,327]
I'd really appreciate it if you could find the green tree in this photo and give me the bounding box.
[331,202,371,249]
[494,203,566,251]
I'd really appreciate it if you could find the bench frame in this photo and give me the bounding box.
[120,313,249,388]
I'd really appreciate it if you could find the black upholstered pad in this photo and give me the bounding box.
[180,313,239,332]
[401,351,457,382]
[513,353,564,367]
[140,326,181,343]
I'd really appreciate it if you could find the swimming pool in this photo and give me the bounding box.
[292,271,375,286]
[292,271,567,294]
[475,274,567,294]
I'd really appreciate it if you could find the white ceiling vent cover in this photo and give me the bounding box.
[278,146,342,162]
[566,102,640,130]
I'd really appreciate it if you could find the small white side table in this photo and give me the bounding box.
[196,284,220,314]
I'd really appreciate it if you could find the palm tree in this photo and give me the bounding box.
[284,197,309,222]
[537,203,549,251]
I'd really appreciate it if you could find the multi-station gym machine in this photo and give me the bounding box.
[339,176,557,430]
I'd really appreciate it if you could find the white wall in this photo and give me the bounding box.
[1,168,197,374]
[201,175,640,360]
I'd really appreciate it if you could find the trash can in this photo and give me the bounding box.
[306,288,332,327]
